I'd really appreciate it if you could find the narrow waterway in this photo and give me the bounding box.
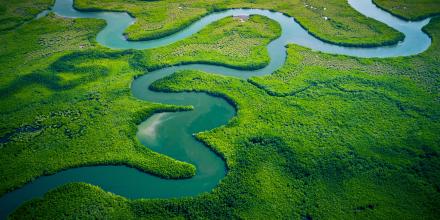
[0,0,434,218]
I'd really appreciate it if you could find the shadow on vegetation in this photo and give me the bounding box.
[0,50,142,98]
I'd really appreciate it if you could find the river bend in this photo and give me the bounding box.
[0,0,433,218]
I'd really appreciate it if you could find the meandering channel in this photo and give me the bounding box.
[0,0,433,218]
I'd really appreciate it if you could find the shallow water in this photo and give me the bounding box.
[0,0,434,218]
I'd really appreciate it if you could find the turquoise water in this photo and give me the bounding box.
[0,0,434,218]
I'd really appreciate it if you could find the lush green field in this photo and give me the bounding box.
[74,0,404,47]
[0,0,54,31]
[6,16,440,220]
[141,15,281,71]
[373,0,440,20]
[1,1,440,219]
[0,13,279,197]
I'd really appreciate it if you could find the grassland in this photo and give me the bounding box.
[6,15,440,220]
[74,0,404,47]
[140,15,281,71]
[1,1,440,219]
[0,13,280,197]
[373,0,440,20]
[0,0,54,31]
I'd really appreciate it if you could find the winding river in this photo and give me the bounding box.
[0,0,434,218]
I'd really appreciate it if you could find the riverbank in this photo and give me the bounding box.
[73,0,404,47]
[1,0,439,219]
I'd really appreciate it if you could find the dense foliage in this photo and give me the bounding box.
[373,0,440,20]
[12,36,440,217]
[0,12,280,197]
[141,15,281,71]
[0,15,201,196]
[1,1,439,219]
[0,0,53,31]
[74,0,404,46]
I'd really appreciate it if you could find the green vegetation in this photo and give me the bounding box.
[1,0,440,219]
[0,13,104,90]
[373,0,440,20]
[0,0,53,31]
[11,183,135,219]
[249,39,440,97]
[0,13,280,197]
[141,15,281,71]
[7,12,440,219]
[0,15,199,196]
[74,0,404,46]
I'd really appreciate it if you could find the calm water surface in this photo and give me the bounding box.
[0,0,434,218]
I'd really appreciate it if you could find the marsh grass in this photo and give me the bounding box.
[0,0,54,31]
[74,0,404,46]
[1,2,440,219]
[373,0,440,20]
[0,12,281,197]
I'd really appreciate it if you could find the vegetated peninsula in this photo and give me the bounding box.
[0,0,439,219]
